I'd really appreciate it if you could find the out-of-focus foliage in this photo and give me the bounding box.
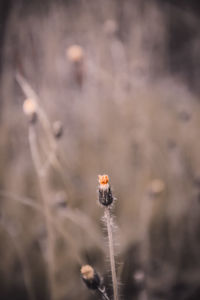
[0,1,200,299]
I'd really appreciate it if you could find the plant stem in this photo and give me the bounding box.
[104,207,119,300]
[28,125,56,299]
[0,219,35,300]
[97,287,110,300]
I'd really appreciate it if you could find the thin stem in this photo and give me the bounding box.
[97,287,110,300]
[0,190,104,255]
[28,125,56,299]
[0,190,81,263]
[104,207,119,300]
[16,73,54,148]
[16,73,73,199]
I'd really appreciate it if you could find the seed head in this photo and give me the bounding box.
[81,265,101,290]
[81,265,94,280]
[98,174,113,206]
[23,98,37,123]
[53,120,63,139]
[66,45,84,63]
[148,179,165,197]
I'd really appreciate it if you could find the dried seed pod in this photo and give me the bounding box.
[53,120,63,139]
[66,44,85,87]
[22,98,37,124]
[81,265,101,290]
[66,45,84,63]
[98,175,114,206]
[148,179,165,197]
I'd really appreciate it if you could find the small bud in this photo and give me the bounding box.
[148,179,165,197]
[52,191,67,210]
[133,270,145,284]
[81,265,101,290]
[99,175,109,185]
[53,120,63,139]
[98,175,113,206]
[23,98,37,124]
[66,45,85,87]
[66,45,84,63]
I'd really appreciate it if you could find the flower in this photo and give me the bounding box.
[22,98,37,123]
[81,265,94,280]
[98,174,113,206]
[98,175,109,186]
[81,265,101,290]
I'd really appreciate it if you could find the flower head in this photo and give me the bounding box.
[98,174,109,186]
[81,265,94,280]
[148,179,165,196]
[66,45,84,63]
[23,98,37,123]
[98,174,113,206]
[81,265,101,290]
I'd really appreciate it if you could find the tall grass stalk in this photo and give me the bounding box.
[16,73,75,200]
[0,190,82,263]
[28,124,56,300]
[104,207,119,300]
[98,175,119,300]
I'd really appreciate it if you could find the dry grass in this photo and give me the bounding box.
[0,1,200,300]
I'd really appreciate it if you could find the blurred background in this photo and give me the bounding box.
[0,0,200,299]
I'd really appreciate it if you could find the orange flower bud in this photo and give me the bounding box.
[98,175,109,186]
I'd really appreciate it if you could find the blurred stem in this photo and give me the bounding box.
[28,124,56,300]
[16,73,55,149]
[104,207,119,300]
[0,190,103,257]
[0,218,35,300]
[16,73,71,194]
